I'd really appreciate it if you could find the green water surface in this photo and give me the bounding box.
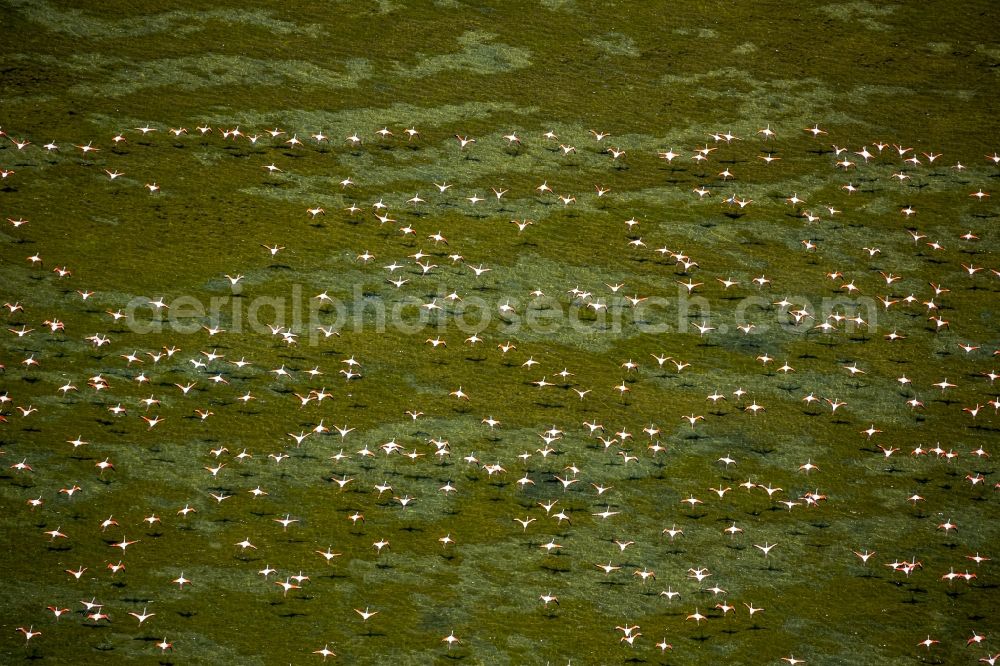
[0,1,997,664]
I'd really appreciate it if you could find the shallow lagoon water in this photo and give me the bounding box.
[0,1,998,664]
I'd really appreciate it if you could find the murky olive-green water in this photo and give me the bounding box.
[0,1,997,664]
